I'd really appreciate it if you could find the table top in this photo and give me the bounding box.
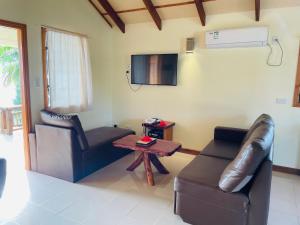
[113,134,181,157]
[142,121,175,130]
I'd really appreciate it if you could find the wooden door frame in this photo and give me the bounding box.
[0,19,32,170]
[293,45,300,107]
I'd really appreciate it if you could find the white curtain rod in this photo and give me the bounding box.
[41,25,89,38]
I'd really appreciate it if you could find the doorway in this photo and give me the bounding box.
[0,19,31,171]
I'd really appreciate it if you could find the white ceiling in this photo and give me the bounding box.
[91,0,300,25]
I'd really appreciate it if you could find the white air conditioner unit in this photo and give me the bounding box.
[206,27,268,49]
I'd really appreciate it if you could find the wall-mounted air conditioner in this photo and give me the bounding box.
[206,27,269,49]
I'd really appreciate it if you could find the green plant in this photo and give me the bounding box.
[0,46,21,105]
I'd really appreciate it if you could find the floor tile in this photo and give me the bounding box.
[271,176,295,203]
[13,204,57,225]
[2,135,300,225]
[1,222,19,225]
[268,209,299,225]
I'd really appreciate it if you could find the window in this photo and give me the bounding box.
[42,27,93,113]
[293,45,300,107]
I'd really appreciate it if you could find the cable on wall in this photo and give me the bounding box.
[125,69,142,92]
[267,38,284,67]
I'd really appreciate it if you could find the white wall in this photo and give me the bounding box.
[112,7,300,169]
[1,0,300,169]
[0,0,114,130]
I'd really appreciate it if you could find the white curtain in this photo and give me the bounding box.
[46,30,93,113]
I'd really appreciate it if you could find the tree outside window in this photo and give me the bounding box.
[0,46,21,106]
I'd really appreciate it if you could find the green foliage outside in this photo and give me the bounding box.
[0,46,21,105]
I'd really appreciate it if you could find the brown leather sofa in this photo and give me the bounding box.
[0,158,6,197]
[32,110,134,182]
[174,114,274,225]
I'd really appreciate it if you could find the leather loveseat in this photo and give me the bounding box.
[174,114,274,225]
[31,110,134,182]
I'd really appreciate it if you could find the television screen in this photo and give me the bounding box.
[131,54,178,86]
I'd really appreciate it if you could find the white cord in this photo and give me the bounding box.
[267,39,283,67]
[125,70,142,92]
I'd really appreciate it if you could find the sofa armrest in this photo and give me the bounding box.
[0,158,6,197]
[35,124,82,182]
[247,160,272,225]
[214,126,248,144]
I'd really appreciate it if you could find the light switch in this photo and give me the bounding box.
[275,98,287,105]
[34,77,40,87]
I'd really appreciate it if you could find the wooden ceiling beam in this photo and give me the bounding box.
[255,0,260,21]
[97,0,125,33]
[194,0,206,26]
[143,0,162,30]
[88,0,112,28]
[102,0,215,15]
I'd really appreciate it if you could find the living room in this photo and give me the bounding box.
[0,0,300,225]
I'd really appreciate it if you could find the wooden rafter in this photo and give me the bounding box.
[143,0,162,30]
[255,0,260,21]
[97,0,125,33]
[102,0,214,16]
[194,0,206,26]
[88,0,112,28]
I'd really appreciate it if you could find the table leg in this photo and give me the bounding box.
[143,152,154,186]
[127,152,144,171]
[149,154,169,174]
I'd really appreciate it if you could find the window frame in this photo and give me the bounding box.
[41,27,90,111]
[41,27,48,109]
[293,45,300,107]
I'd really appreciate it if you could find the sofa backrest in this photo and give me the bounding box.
[244,114,274,161]
[242,114,274,145]
[218,114,274,193]
[40,110,89,150]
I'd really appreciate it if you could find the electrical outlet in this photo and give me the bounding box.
[272,36,279,43]
[126,65,131,76]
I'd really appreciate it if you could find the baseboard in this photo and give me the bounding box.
[272,165,300,176]
[179,148,300,176]
[178,148,199,156]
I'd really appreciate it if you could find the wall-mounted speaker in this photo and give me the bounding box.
[186,38,195,53]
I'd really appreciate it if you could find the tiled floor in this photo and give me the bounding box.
[269,171,300,225]
[0,140,300,225]
[0,148,194,225]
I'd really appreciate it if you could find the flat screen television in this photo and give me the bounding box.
[131,54,178,86]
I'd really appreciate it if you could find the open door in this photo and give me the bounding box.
[0,19,32,170]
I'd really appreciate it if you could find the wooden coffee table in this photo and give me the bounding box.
[113,135,181,186]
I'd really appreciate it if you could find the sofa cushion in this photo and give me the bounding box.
[175,155,249,213]
[219,122,274,193]
[85,127,134,150]
[242,114,274,144]
[40,110,89,150]
[200,140,241,160]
